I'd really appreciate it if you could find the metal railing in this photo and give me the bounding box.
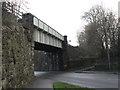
[2,1,25,19]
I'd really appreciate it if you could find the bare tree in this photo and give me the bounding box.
[77,4,118,70]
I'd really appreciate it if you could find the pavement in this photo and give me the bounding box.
[26,71,119,89]
[75,70,119,75]
[0,81,1,90]
[27,78,55,89]
[26,72,55,89]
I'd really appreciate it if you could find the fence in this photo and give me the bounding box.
[2,1,27,19]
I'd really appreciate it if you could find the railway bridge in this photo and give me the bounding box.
[22,13,69,71]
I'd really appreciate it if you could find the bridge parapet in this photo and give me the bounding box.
[33,16,64,41]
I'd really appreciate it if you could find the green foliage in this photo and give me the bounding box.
[94,56,119,71]
[53,82,95,90]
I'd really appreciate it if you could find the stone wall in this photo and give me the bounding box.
[2,10,34,89]
[0,2,2,89]
[34,50,60,71]
[34,50,52,71]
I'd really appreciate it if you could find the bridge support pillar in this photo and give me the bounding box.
[58,36,69,71]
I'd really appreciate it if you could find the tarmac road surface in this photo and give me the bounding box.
[27,71,119,89]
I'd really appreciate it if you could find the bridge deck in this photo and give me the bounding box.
[22,13,64,48]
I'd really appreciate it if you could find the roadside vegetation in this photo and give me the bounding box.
[68,4,119,71]
[53,82,95,90]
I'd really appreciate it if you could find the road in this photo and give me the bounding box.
[27,71,119,89]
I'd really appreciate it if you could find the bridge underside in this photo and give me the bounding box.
[34,42,63,71]
[34,42,62,52]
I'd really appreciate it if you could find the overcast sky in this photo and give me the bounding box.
[19,0,119,46]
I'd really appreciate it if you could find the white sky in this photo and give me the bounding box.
[21,0,119,46]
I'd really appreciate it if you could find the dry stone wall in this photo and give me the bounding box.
[2,10,34,89]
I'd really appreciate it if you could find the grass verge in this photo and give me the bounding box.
[53,82,95,90]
